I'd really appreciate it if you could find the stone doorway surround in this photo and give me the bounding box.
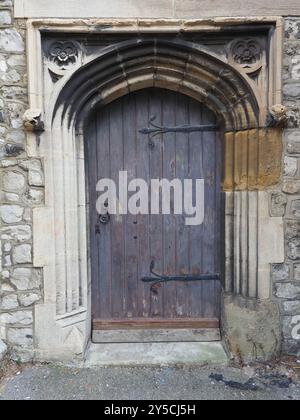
[22,17,285,363]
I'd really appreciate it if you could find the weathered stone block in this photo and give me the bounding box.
[294,263,300,281]
[0,311,33,326]
[0,159,17,168]
[7,102,26,130]
[1,294,19,310]
[1,270,10,280]
[284,83,300,99]
[281,300,300,315]
[285,19,300,40]
[0,29,24,53]
[19,159,42,171]
[291,56,300,80]
[5,193,20,202]
[275,282,300,299]
[6,130,26,145]
[18,293,40,307]
[282,179,300,194]
[3,242,11,252]
[282,339,300,356]
[0,225,31,242]
[3,255,11,267]
[11,268,41,291]
[23,188,44,205]
[0,204,23,223]
[284,156,298,176]
[285,220,300,240]
[12,244,32,264]
[2,171,26,193]
[1,69,21,83]
[286,131,300,154]
[222,295,281,362]
[7,328,33,348]
[0,339,7,361]
[270,192,287,217]
[290,199,300,218]
[272,263,290,281]
[1,283,14,292]
[0,1,12,6]
[28,170,44,187]
[287,238,300,260]
[0,11,12,26]
[283,316,300,341]
[7,55,26,67]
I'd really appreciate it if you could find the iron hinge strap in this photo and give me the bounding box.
[139,116,218,138]
[141,260,220,293]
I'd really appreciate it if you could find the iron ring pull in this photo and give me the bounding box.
[99,213,110,225]
[95,213,110,234]
[141,260,220,294]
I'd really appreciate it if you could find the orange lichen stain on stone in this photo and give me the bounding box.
[222,128,282,191]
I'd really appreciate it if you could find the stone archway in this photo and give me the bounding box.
[29,32,284,362]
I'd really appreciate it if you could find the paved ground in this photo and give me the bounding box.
[0,362,300,400]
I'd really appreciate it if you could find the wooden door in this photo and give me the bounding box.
[86,88,223,337]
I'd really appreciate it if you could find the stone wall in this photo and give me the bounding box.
[272,18,300,356]
[0,0,300,361]
[0,0,43,362]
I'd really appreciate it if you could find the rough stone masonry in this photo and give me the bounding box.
[0,0,43,362]
[272,18,300,356]
[0,0,300,362]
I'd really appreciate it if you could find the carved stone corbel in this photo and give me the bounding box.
[267,104,289,128]
[23,109,45,133]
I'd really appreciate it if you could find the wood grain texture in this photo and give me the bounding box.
[86,88,222,324]
[93,318,220,330]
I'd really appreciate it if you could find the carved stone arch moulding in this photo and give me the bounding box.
[54,38,261,132]
[25,19,285,362]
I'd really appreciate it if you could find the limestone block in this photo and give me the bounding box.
[1,294,19,310]
[0,339,7,361]
[2,171,26,193]
[0,311,33,326]
[275,283,300,299]
[0,205,23,223]
[7,327,33,347]
[0,29,24,53]
[12,244,32,264]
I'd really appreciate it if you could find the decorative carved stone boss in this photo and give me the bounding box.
[47,41,81,83]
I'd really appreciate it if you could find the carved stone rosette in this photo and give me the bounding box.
[46,41,81,83]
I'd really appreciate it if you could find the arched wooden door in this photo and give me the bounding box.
[86,88,223,342]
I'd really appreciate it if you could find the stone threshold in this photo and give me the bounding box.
[84,342,229,367]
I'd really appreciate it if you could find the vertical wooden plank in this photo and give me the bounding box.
[149,89,164,317]
[123,94,138,318]
[161,90,177,318]
[201,106,218,318]
[109,98,125,319]
[89,88,222,323]
[175,93,190,317]
[96,107,112,318]
[87,116,100,319]
[188,98,204,317]
[136,90,151,318]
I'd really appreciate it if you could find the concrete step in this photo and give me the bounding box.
[85,342,229,367]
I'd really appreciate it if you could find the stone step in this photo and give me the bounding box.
[85,342,228,367]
